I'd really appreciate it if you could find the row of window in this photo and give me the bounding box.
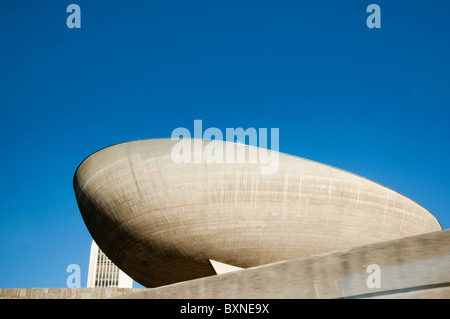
[95,280,119,287]
[95,249,121,287]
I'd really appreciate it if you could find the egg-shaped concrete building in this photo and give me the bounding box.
[73,138,441,287]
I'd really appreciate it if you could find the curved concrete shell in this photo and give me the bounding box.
[73,138,441,287]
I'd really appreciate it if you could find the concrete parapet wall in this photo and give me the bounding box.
[4,230,450,299]
[0,287,143,299]
[119,229,450,299]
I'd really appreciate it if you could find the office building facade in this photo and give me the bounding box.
[87,241,133,288]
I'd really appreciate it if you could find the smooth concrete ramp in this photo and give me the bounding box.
[118,229,450,299]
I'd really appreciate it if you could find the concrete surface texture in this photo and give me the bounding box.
[0,287,142,299]
[117,229,450,299]
[73,138,441,288]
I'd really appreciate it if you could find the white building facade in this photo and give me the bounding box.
[87,241,133,288]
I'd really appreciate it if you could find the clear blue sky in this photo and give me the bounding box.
[0,1,449,288]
